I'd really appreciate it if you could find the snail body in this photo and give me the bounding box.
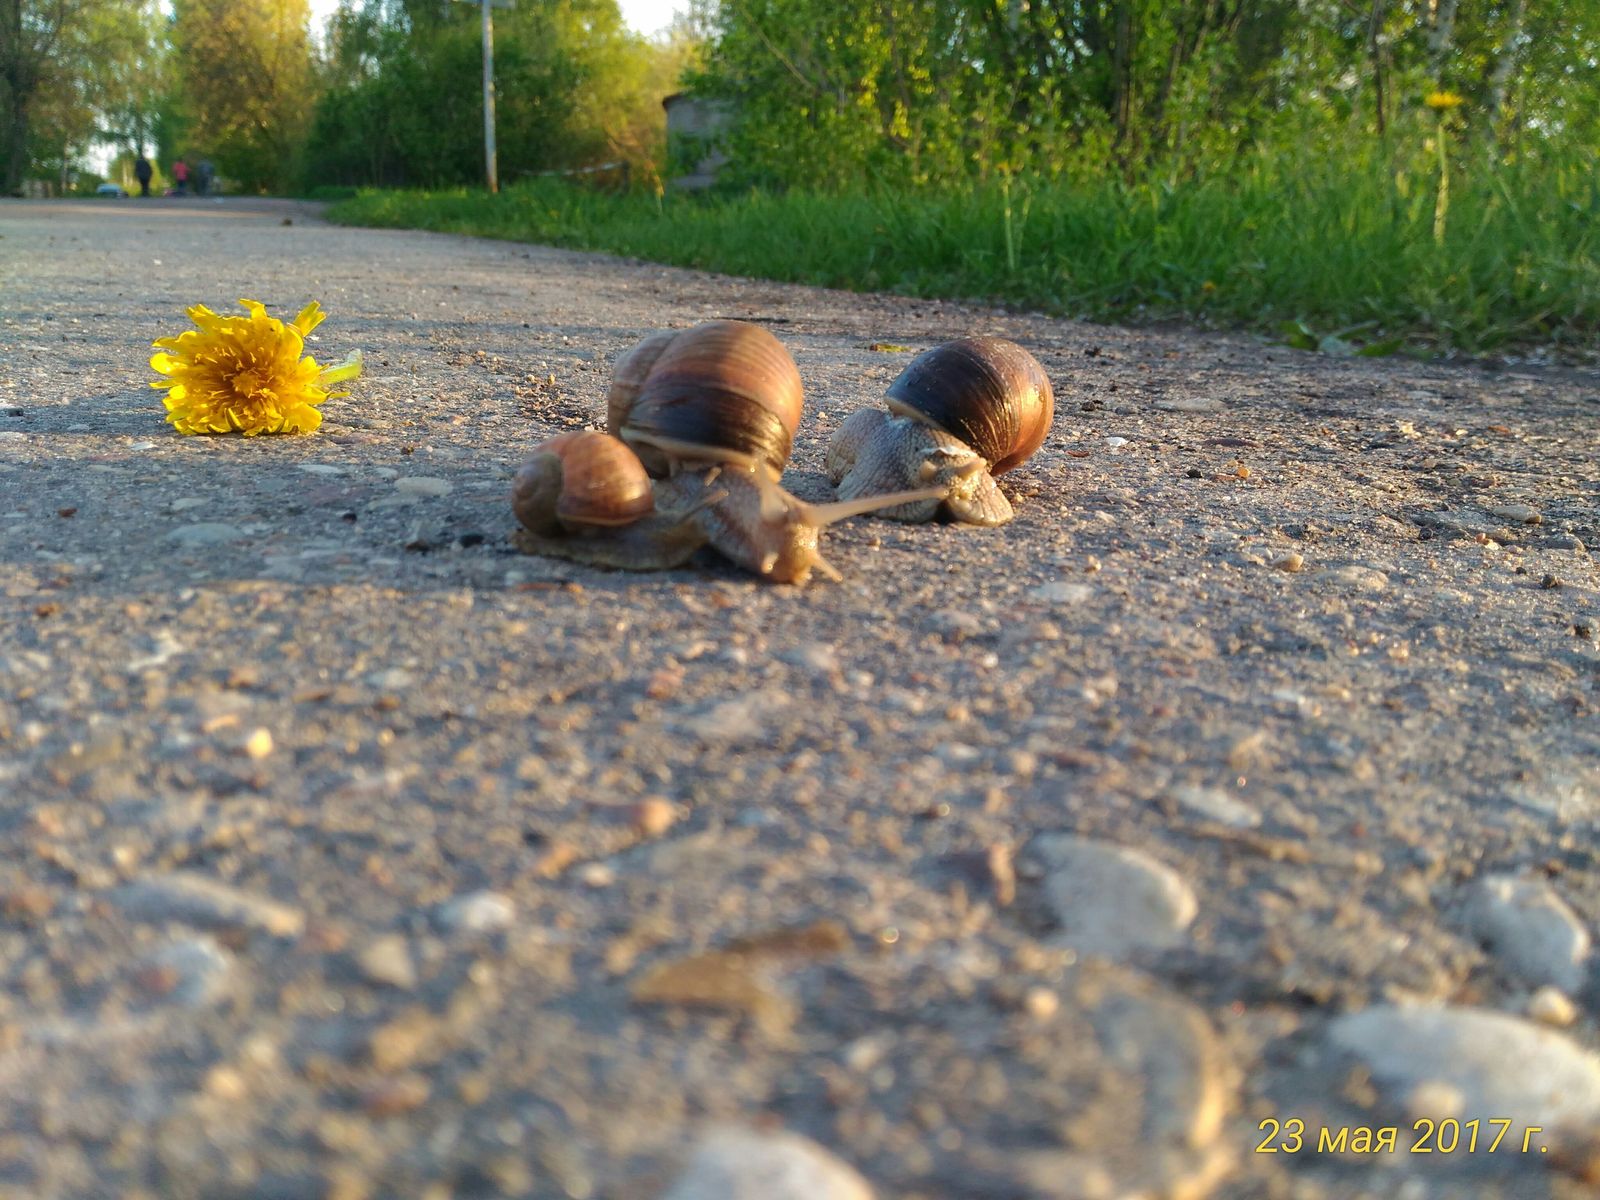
[826,336,1053,526]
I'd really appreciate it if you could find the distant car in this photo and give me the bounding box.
[95,183,128,197]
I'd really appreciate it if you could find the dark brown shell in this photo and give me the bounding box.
[512,431,654,536]
[884,336,1053,475]
[613,321,804,477]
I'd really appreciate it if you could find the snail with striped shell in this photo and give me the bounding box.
[825,336,1054,526]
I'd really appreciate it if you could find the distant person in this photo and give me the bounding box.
[173,158,189,195]
[134,153,152,197]
[196,159,214,197]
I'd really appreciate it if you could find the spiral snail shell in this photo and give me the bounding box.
[825,336,1054,526]
[607,320,804,479]
[510,431,711,571]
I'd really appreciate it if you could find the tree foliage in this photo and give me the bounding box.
[166,0,316,192]
[1,0,154,192]
[689,0,1600,189]
[303,0,680,189]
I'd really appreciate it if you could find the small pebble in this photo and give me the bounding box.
[393,476,453,498]
[115,872,305,937]
[356,934,417,989]
[1172,783,1261,829]
[241,728,274,759]
[1467,874,1591,992]
[662,1127,874,1200]
[632,797,678,838]
[1030,581,1094,605]
[1271,552,1303,573]
[362,1073,431,1116]
[782,643,839,674]
[1487,503,1541,525]
[1022,986,1060,1020]
[1528,987,1579,1028]
[1027,834,1198,959]
[1328,1005,1600,1131]
[167,522,243,546]
[435,890,516,934]
[577,862,616,888]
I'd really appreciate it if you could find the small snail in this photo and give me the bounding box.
[510,431,716,571]
[825,336,1054,526]
[596,321,944,584]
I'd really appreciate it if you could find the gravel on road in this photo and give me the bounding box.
[1,196,1598,1199]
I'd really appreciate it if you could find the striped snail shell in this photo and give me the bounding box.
[512,430,655,536]
[606,320,804,478]
[826,336,1054,526]
[884,336,1053,475]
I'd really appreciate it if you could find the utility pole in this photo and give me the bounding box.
[454,0,514,193]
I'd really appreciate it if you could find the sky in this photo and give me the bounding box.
[308,0,689,37]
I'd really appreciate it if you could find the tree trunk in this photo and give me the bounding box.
[1366,0,1388,141]
[1485,0,1526,131]
[2,89,28,195]
[1111,1,1135,155]
[1427,0,1460,77]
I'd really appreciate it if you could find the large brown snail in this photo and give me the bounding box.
[825,336,1054,526]
[516,321,944,585]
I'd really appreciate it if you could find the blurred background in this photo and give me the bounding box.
[3,1,1594,353]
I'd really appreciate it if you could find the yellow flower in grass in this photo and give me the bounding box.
[1424,90,1464,111]
[150,299,363,435]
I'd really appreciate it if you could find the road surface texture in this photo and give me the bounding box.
[1,198,1597,1200]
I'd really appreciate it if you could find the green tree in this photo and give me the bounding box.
[1,0,136,190]
[168,0,316,192]
[690,0,1600,188]
[305,0,684,189]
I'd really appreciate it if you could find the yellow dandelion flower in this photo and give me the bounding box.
[1424,90,1464,111]
[150,299,363,436]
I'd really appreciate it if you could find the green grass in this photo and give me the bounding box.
[325,145,1599,356]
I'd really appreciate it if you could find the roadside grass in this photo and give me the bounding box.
[326,145,1598,357]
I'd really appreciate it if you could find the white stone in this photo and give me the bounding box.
[1030,581,1095,605]
[1527,987,1578,1028]
[1467,874,1591,992]
[662,1127,874,1200]
[1171,784,1261,829]
[1154,397,1223,413]
[1486,503,1541,525]
[393,476,452,497]
[1505,771,1596,823]
[356,934,417,989]
[1027,835,1197,958]
[167,522,243,546]
[1328,1005,1600,1135]
[136,936,235,1007]
[681,690,789,747]
[1320,564,1389,592]
[115,872,305,938]
[782,643,839,674]
[436,890,516,934]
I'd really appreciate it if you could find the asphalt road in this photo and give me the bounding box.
[1,196,1597,1199]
